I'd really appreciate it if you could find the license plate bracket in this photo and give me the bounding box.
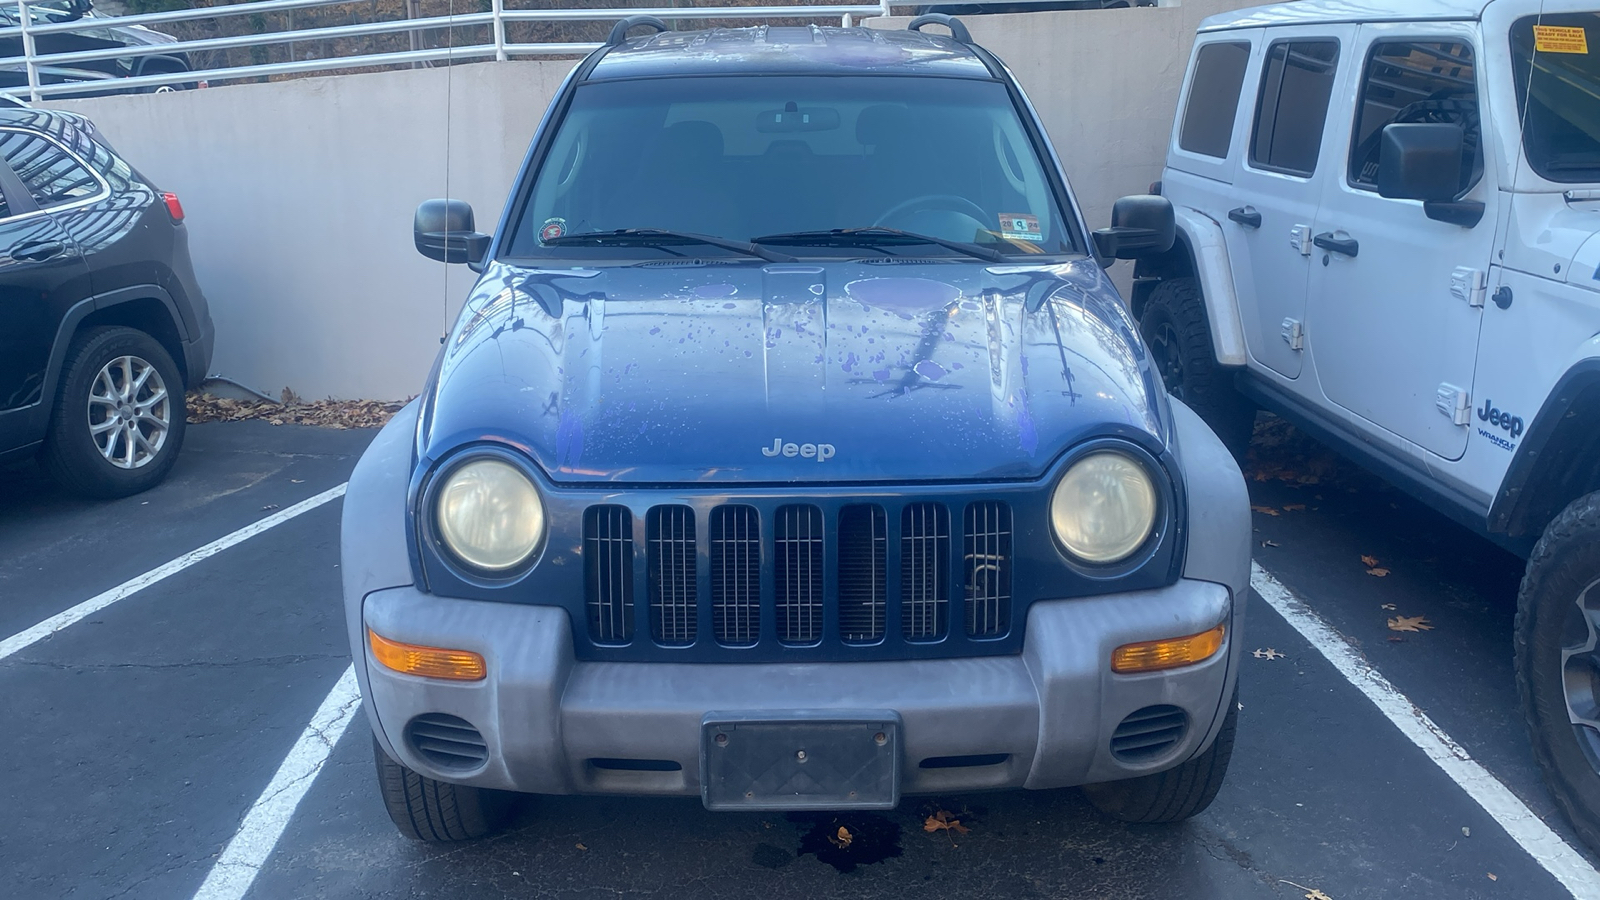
[701,711,901,811]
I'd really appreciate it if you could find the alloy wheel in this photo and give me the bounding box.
[86,354,170,469]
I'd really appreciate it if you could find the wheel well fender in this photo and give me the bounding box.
[1133,207,1247,367]
[44,287,189,406]
[1490,358,1600,543]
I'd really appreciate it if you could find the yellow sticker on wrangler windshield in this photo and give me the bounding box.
[1535,24,1589,54]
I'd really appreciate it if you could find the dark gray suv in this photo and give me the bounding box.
[0,107,213,497]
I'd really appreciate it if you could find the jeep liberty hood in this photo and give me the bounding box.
[418,259,1168,484]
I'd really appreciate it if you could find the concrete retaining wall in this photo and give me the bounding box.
[49,0,1258,400]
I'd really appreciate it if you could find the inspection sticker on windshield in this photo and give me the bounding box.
[999,213,1042,241]
[539,217,567,243]
[1535,25,1589,54]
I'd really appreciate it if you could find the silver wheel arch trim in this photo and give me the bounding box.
[1173,205,1249,368]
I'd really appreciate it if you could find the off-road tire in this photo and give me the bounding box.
[1138,277,1255,458]
[1083,694,1237,823]
[373,735,513,842]
[41,326,186,498]
[1516,491,1600,853]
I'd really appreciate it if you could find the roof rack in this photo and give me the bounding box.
[606,15,671,46]
[907,13,972,43]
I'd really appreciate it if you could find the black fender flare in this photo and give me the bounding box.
[1489,358,1600,543]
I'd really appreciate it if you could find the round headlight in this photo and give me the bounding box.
[1050,450,1158,565]
[434,457,545,573]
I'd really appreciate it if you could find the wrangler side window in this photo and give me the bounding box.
[1249,39,1340,176]
[1349,40,1479,192]
[1179,41,1252,158]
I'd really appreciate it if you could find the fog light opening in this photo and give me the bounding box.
[368,628,486,681]
[1111,623,1226,674]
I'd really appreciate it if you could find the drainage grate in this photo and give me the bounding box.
[901,502,950,640]
[648,505,697,646]
[584,505,634,644]
[838,504,887,643]
[405,713,488,771]
[711,505,761,646]
[775,504,824,645]
[1110,705,1188,763]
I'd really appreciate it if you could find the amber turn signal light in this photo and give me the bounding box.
[368,629,486,681]
[1111,623,1226,674]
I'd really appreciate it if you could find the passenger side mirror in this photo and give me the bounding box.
[1377,123,1464,202]
[1092,194,1175,260]
[414,199,491,268]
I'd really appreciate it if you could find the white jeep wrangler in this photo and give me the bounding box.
[1133,0,1600,850]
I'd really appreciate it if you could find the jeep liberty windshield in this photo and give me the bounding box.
[505,75,1081,260]
[1513,12,1600,182]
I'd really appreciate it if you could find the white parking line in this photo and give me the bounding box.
[1253,562,1600,897]
[0,483,347,662]
[192,665,362,900]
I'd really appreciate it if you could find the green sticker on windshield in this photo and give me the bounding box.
[999,213,1042,241]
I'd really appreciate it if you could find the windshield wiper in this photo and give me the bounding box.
[542,228,795,263]
[751,227,1009,263]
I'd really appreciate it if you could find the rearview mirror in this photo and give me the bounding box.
[414,199,490,267]
[1378,123,1464,202]
[1092,194,1175,260]
[757,106,841,133]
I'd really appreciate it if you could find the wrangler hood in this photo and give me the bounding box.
[419,259,1169,483]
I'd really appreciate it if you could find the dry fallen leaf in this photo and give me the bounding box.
[1388,615,1434,633]
[1283,503,1306,512]
[1251,505,1281,516]
[923,810,970,835]
[1252,648,1286,660]
[187,391,407,430]
[1487,873,1497,882]
[1261,540,1280,548]
[1381,603,1397,610]
[575,842,587,851]
[1367,567,1391,577]
[829,826,853,848]
[1306,891,1333,900]
[1361,555,1380,567]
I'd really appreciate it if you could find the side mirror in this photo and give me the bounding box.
[414,199,490,267]
[1092,194,1175,260]
[1378,123,1464,202]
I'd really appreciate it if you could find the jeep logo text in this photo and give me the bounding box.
[1477,398,1525,439]
[762,438,836,461]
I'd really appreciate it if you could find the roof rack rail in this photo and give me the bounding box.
[907,13,972,44]
[607,15,671,46]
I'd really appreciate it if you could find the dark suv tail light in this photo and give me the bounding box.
[161,192,184,223]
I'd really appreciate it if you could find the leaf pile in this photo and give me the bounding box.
[1246,415,1355,486]
[186,392,404,430]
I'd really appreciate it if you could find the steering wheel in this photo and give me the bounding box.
[874,194,988,229]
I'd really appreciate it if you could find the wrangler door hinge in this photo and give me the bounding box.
[1450,267,1486,308]
[1289,224,1312,256]
[1281,317,1304,350]
[1436,383,1472,425]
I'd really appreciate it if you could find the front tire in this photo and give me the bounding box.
[1083,695,1237,823]
[41,326,186,498]
[373,735,513,842]
[1517,491,1600,852]
[1138,277,1255,459]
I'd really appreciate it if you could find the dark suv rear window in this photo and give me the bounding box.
[505,75,1080,259]
[1250,40,1340,177]
[1179,41,1251,158]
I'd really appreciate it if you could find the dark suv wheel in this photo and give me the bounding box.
[1517,490,1600,851]
[40,326,186,498]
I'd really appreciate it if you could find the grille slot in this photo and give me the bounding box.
[711,505,761,646]
[1110,705,1189,762]
[838,504,887,643]
[647,505,697,646]
[584,505,634,644]
[963,501,1012,638]
[901,502,950,640]
[775,504,824,645]
[405,714,488,771]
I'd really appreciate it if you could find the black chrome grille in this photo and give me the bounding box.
[963,501,1012,638]
[583,505,634,644]
[711,505,760,646]
[1110,706,1189,762]
[775,505,824,645]
[901,502,950,641]
[648,505,697,645]
[405,713,488,771]
[838,504,887,643]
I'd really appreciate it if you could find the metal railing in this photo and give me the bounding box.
[0,0,899,100]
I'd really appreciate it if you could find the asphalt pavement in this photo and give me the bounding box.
[1,418,1594,900]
